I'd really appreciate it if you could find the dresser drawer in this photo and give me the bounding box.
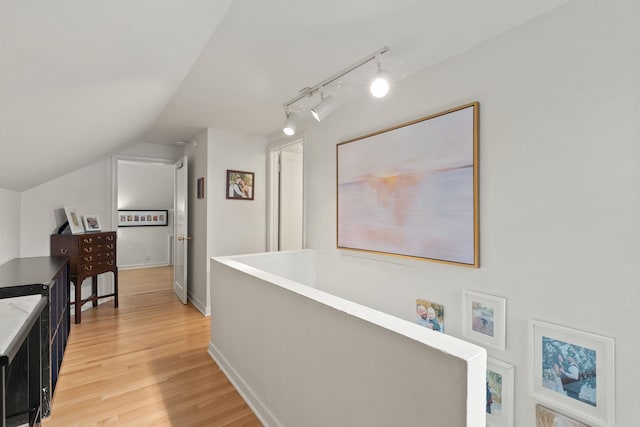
[79,242,115,254]
[79,251,115,266]
[78,259,116,275]
[78,234,116,247]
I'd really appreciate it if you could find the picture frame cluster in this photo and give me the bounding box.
[413,290,614,427]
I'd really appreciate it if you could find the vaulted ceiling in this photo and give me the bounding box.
[0,0,570,192]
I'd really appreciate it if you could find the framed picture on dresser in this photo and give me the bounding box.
[64,205,84,234]
[82,214,102,232]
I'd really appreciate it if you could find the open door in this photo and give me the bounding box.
[173,156,189,304]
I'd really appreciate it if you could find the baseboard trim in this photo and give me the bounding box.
[187,292,209,316]
[208,342,280,427]
[118,262,170,270]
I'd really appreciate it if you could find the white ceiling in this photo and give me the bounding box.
[0,0,570,192]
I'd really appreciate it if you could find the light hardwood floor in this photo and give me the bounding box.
[42,266,262,427]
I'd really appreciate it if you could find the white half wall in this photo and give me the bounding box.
[0,187,21,265]
[300,2,640,426]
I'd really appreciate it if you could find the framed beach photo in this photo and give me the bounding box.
[415,299,445,333]
[536,404,591,427]
[226,170,255,200]
[487,357,515,427]
[82,214,102,232]
[462,290,506,351]
[529,320,615,426]
[64,205,85,234]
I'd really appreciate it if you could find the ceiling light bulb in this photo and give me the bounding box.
[311,95,337,122]
[370,69,390,98]
[283,112,299,136]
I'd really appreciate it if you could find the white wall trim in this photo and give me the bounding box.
[188,291,210,316]
[118,262,170,270]
[208,341,279,427]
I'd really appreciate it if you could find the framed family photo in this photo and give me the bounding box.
[226,170,254,200]
[462,290,506,351]
[82,214,102,232]
[486,357,514,427]
[415,299,445,333]
[529,320,615,426]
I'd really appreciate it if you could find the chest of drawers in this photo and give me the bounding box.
[51,231,118,324]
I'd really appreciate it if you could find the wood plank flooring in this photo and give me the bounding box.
[43,266,262,427]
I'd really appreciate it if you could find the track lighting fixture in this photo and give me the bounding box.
[281,46,390,136]
[282,112,300,136]
[311,90,337,122]
[370,54,390,98]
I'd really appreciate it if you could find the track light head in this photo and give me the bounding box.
[370,56,390,98]
[283,112,300,136]
[311,94,337,122]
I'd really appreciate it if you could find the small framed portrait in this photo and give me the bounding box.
[462,290,506,350]
[117,210,168,227]
[536,404,591,427]
[226,170,255,200]
[415,299,445,333]
[530,320,615,426]
[82,214,102,232]
[64,205,85,234]
[486,357,514,427]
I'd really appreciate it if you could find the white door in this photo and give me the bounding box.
[279,148,303,250]
[173,156,189,304]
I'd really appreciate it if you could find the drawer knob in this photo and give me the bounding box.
[84,247,93,253]
[83,238,92,244]
[106,244,114,249]
[85,265,93,271]
[60,249,68,254]
[84,256,92,262]
[107,261,114,266]
[106,236,114,241]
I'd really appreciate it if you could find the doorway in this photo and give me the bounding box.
[268,140,304,251]
[112,157,176,293]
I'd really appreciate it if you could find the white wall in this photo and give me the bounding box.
[185,128,267,315]
[117,160,174,268]
[186,130,209,313]
[20,159,114,303]
[0,188,21,265]
[301,2,639,426]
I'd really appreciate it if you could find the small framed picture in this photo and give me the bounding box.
[536,404,591,427]
[226,170,255,200]
[415,299,445,333]
[530,320,615,426]
[82,214,102,232]
[64,205,85,234]
[486,357,515,427]
[462,290,506,350]
[197,177,205,199]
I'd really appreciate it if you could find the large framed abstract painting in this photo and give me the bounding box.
[336,102,479,267]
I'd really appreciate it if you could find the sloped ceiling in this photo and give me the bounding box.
[0,0,570,192]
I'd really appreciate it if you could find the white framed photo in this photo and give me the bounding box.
[487,357,515,427]
[462,290,506,350]
[82,214,102,232]
[536,404,591,427]
[64,205,85,234]
[529,320,615,426]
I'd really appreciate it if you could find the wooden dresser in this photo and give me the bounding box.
[51,231,118,324]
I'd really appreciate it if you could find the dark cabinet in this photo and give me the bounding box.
[1,294,47,427]
[51,232,118,324]
[0,256,70,419]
